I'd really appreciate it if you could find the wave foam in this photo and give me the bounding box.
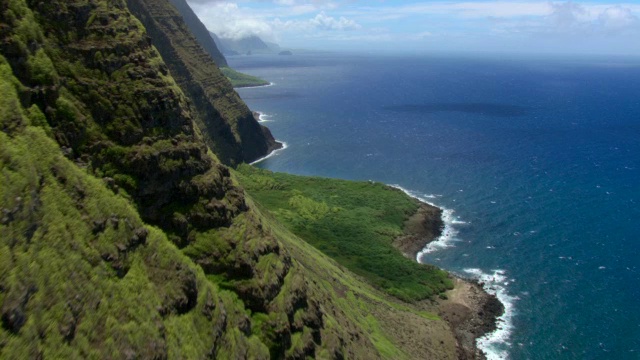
[239,82,275,89]
[463,268,518,360]
[389,185,515,359]
[389,185,465,259]
[255,111,273,123]
[249,141,288,165]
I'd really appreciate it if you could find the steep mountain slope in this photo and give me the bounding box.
[163,0,269,88]
[0,55,267,359]
[126,0,280,165]
[0,0,462,359]
[166,0,227,67]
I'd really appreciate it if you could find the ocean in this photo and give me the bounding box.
[230,51,640,359]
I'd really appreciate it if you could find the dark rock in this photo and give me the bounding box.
[92,219,106,234]
[131,227,149,246]
[1,307,26,334]
[1,285,37,334]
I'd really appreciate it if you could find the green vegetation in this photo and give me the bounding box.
[0,0,461,358]
[0,62,266,357]
[221,66,270,88]
[236,165,454,302]
[128,0,278,165]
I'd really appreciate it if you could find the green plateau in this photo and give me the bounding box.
[235,165,453,302]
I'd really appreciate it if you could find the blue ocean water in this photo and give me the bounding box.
[231,52,640,359]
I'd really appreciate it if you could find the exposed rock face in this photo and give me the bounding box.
[127,0,280,165]
[437,279,504,360]
[395,203,444,259]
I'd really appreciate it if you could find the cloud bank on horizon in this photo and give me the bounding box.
[187,0,640,55]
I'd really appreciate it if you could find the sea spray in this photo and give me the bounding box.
[390,184,516,359]
[255,111,273,122]
[238,82,275,90]
[463,268,519,360]
[250,141,288,165]
[389,185,465,259]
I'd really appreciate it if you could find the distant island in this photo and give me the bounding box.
[279,50,293,56]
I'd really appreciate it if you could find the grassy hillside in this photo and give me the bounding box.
[0,0,461,358]
[0,56,268,358]
[236,165,454,302]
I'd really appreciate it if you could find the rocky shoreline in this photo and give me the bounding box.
[396,199,504,359]
[252,111,284,158]
[394,203,444,259]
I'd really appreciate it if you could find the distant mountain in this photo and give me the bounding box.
[264,41,281,52]
[210,32,239,56]
[210,32,280,55]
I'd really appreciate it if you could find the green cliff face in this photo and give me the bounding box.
[0,104,268,359]
[0,0,459,358]
[127,0,279,165]
[165,0,227,68]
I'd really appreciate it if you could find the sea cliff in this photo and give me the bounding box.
[0,0,498,358]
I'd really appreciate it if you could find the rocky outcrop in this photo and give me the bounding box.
[437,279,504,359]
[395,203,444,259]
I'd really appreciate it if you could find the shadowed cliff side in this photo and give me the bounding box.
[126,0,280,165]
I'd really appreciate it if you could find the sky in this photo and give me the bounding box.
[186,0,640,55]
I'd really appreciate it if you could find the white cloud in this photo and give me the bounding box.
[597,6,640,34]
[310,12,360,31]
[272,12,360,33]
[186,1,640,53]
[188,2,275,40]
[187,1,355,41]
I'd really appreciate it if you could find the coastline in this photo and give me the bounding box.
[244,109,505,358]
[247,110,285,165]
[249,140,287,165]
[391,185,505,359]
[252,110,271,123]
[235,81,274,89]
